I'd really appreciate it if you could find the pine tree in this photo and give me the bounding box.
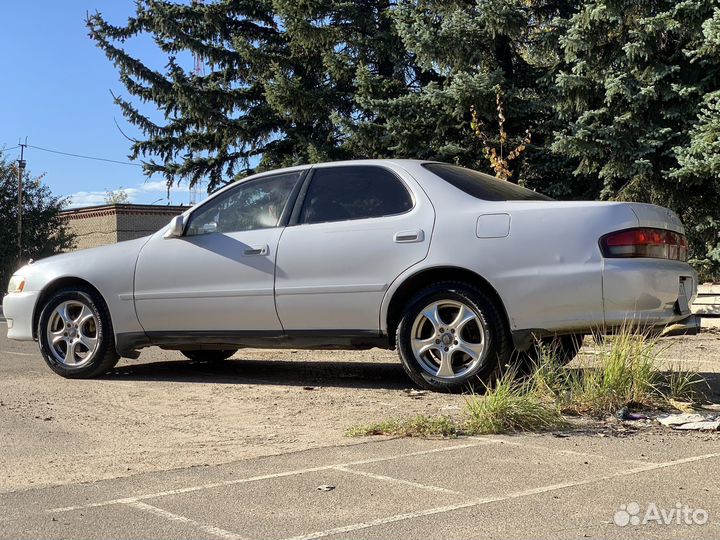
[87,0,407,191]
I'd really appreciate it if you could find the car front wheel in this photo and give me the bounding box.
[396,282,512,392]
[37,287,119,378]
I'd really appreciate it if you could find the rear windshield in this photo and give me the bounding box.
[422,163,553,201]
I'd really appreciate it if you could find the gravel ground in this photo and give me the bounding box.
[1,332,719,494]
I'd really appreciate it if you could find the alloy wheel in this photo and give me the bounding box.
[410,299,487,380]
[45,300,99,367]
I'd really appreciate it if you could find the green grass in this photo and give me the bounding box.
[463,368,568,433]
[530,328,663,416]
[659,362,707,404]
[347,326,709,438]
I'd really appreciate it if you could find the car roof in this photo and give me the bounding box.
[192,159,432,211]
[250,159,430,177]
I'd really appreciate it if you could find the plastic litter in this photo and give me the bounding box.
[615,407,649,421]
[656,413,708,427]
[673,421,720,431]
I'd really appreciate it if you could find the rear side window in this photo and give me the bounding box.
[299,166,413,224]
[423,163,553,201]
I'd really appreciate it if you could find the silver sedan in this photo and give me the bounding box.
[3,160,698,391]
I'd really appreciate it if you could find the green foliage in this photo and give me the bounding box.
[0,156,75,289]
[553,0,720,276]
[87,0,405,191]
[90,0,720,274]
[347,328,709,439]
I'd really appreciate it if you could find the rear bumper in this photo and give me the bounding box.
[2,291,40,341]
[602,258,697,327]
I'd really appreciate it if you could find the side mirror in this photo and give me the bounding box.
[164,215,185,239]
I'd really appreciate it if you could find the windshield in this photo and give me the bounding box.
[423,163,554,201]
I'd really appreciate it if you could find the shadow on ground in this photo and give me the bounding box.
[106,357,414,390]
[104,356,720,399]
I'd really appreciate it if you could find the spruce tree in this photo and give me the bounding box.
[87,0,407,191]
[552,0,720,271]
[348,0,583,196]
[672,7,720,277]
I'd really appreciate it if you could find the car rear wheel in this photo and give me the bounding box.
[37,288,119,378]
[181,349,238,362]
[396,282,512,392]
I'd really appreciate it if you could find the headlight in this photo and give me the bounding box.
[7,275,25,293]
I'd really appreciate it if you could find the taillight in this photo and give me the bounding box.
[600,227,687,261]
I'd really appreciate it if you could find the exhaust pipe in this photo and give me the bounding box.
[660,314,701,337]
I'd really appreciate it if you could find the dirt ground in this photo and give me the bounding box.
[1,332,719,494]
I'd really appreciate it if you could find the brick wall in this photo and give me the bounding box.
[61,204,185,251]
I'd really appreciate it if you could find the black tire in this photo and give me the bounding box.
[396,281,512,392]
[516,334,584,369]
[181,349,237,362]
[37,287,119,379]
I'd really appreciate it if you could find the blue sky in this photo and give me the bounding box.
[0,1,204,207]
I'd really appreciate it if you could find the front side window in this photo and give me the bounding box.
[186,172,300,236]
[299,166,413,225]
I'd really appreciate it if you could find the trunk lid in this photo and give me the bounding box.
[624,202,684,233]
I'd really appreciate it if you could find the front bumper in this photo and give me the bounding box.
[2,291,40,340]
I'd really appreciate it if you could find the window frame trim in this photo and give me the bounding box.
[183,169,308,237]
[288,164,416,227]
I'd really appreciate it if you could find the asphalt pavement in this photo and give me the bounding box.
[2,323,720,539]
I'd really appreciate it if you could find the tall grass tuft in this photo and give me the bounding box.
[464,367,568,434]
[528,326,665,415]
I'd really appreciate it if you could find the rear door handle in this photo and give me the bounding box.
[244,244,269,256]
[394,230,425,243]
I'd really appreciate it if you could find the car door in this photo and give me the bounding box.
[133,171,303,335]
[275,164,435,332]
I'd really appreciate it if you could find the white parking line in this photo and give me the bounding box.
[0,350,34,356]
[470,436,659,467]
[48,441,487,513]
[279,451,720,540]
[332,465,462,496]
[127,501,248,540]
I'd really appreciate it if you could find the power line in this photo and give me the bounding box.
[27,144,143,167]
[1,145,19,153]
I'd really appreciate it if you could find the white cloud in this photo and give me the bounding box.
[138,180,173,193]
[67,181,205,208]
[67,191,113,208]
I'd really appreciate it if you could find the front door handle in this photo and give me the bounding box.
[394,230,425,243]
[244,244,269,256]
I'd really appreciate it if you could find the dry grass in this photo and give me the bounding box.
[345,415,458,438]
[347,326,708,438]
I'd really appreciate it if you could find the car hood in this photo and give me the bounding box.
[18,236,151,292]
[28,237,150,268]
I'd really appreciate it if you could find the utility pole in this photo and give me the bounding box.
[17,140,27,263]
